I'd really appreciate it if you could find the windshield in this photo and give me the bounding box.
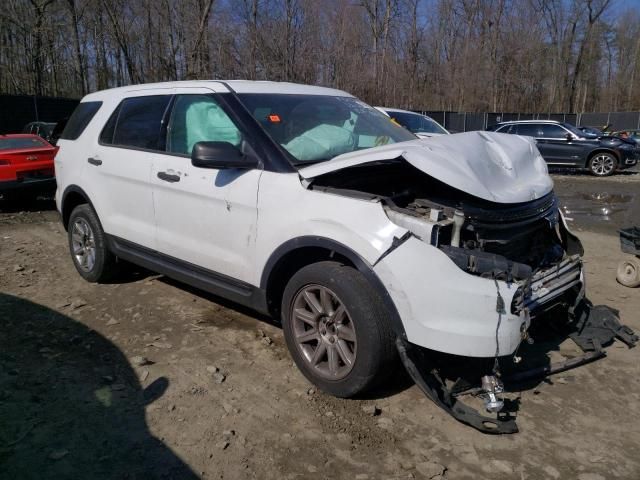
[387,111,448,135]
[237,94,416,164]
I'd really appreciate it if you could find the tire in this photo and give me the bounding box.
[617,257,640,288]
[281,261,397,398]
[588,152,617,177]
[67,204,118,283]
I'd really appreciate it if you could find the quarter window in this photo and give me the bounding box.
[101,95,171,150]
[60,101,102,140]
[166,95,242,156]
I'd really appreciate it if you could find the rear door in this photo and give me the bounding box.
[151,87,262,282]
[87,90,173,250]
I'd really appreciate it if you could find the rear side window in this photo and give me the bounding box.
[60,101,102,140]
[101,95,171,150]
[496,124,516,134]
[515,124,541,137]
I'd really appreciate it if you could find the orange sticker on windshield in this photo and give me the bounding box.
[268,114,281,123]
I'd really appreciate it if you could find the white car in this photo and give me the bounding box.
[375,107,449,138]
[55,80,584,402]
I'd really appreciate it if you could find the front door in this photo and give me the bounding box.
[535,124,584,166]
[152,89,262,283]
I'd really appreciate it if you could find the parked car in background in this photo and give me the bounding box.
[48,118,68,146]
[55,81,586,415]
[375,107,449,138]
[487,120,639,176]
[613,130,640,145]
[22,121,57,142]
[0,134,57,202]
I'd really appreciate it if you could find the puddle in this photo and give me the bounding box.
[556,189,639,234]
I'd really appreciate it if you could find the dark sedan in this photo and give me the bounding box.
[487,120,639,176]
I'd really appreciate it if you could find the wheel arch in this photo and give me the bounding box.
[61,185,96,231]
[586,148,620,167]
[260,236,407,339]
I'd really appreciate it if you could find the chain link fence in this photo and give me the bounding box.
[417,110,640,133]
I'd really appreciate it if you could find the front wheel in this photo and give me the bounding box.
[281,261,397,398]
[588,153,617,177]
[68,204,118,283]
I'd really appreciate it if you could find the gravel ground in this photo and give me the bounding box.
[1,172,639,479]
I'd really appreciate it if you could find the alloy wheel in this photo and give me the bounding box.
[590,154,615,176]
[71,218,96,272]
[291,284,357,380]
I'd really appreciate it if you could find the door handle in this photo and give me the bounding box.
[157,171,181,183]
[87,157,102,166]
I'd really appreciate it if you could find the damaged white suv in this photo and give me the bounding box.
[55,81,586,402]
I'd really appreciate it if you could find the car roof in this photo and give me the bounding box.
[496,120,561,125]
[82,80,353,102]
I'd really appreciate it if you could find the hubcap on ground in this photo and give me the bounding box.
[291,284,357,380]
[71,218,96,272]
[591,155,614,175]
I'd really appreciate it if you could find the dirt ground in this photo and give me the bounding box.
[1,171,640,480]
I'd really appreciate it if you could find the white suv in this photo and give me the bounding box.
[55,81,585,399]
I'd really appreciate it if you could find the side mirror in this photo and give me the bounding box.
[565,133,573,141]
[191,141,258,169]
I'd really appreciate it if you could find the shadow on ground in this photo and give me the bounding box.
[0,190,57,214]
[159,276,416,400]
[0,293,198,480]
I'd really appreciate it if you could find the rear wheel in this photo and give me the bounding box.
[68,204,118,282]
[588,152,617,177]
[281,261,397,398]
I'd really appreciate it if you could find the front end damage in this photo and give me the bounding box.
[301,132,637,433]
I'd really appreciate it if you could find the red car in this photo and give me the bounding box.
[0,134,57,201]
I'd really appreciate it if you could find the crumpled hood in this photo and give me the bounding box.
[299,131,554,204]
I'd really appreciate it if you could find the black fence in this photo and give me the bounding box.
[2,93,639,136]
[418,110,640,133]
[0,94,79,134]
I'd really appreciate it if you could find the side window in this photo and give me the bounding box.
[515,124,541,137]
[540,125,567,139]
[101,95,171,150]
[99,104,120,145]
[497,124,515,134]
[166,95,242,156]
[61,101,102,140]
